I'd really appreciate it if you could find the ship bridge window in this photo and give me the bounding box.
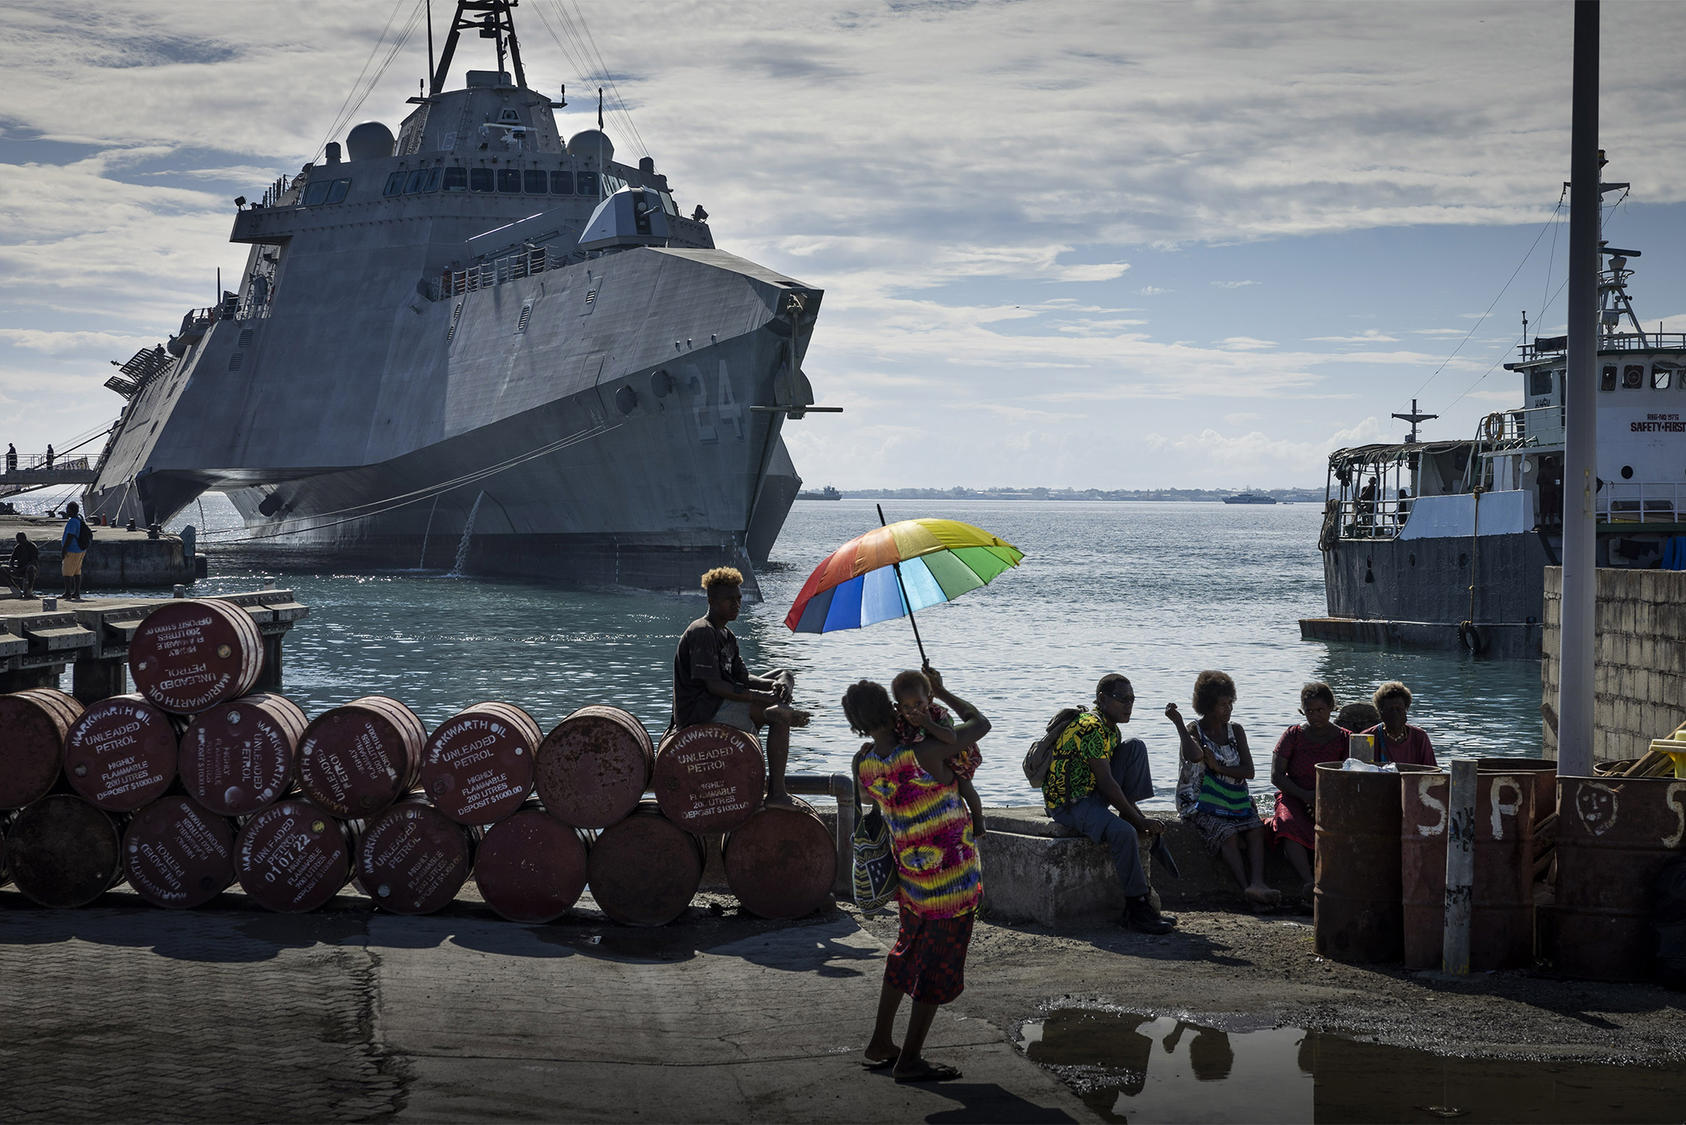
[383,171,405,197]
[1624,364,1645,389]
[497,168,521,193]
[1528,368,1553,397]
[577,170,599,197]
[1653,362,1675,390]
[303,177,352,206]
[402,168,441,194]
[524,169,547,193]
[1600,365,1617,391]
[550,170,575,194]
[443,166,468,191]
[470,168,493,192]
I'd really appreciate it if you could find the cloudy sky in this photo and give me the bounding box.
[3,0,1685,492]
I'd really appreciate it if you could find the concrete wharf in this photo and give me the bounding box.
[0,589,308,701]
[1,513,201,589]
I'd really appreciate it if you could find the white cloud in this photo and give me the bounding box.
[1210,279,1261,289]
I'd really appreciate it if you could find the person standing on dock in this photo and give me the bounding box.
[849,676,989,1083]
[1041,674,1178,934]
[44,444,53,470]
[60,501,89,601]
[5,443,16,473]
[672,566,810,806]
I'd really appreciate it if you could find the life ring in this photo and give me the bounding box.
[1458,620,1485,655]
[1481,414,1503,441]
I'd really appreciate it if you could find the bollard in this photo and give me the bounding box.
[181,525,196,559]
[172,585,186,598]
[1442,759,1477,975]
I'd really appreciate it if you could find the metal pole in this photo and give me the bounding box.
[876,504,928,665]
[1558,0,1599,777]
[1442,759,1477,975]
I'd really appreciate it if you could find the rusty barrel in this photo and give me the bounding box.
[297,696,426,818]
[235,798,358,913]
[0,812,10,885]
[653,723,765,833]
[587,801,704,926]
[123,795,237,909]
[129,599,265,714]
[63,694,179,812]
[0,688,84,810]
[1474,757,1556,826]
[1314,762,1412,962]
[1552,775,1686,980]
[5,794,125,907]
[475,800,593,923]
[723,799,836,919]
[355,795,478,915]
[535,706,653,828]
[179,693,307,816]
[1401,767,1536,970]
[421,701,541,825]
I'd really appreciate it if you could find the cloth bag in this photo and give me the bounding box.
[851,789,898,912]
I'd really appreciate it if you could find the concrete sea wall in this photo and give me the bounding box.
[1542,565,1686,763]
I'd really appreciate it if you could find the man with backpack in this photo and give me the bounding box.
[1039,673,1177,934]
[61,500,92,601]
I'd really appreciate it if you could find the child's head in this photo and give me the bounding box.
[1192,670,1237,719]
[842,680,895,736]
[890,668,932,711]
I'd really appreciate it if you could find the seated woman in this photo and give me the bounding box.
[1266,682,1349,904]
[1168,671,1279,909]
[1365,681,1437,767]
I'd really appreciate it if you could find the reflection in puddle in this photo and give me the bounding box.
[1016,1009,1686,1124]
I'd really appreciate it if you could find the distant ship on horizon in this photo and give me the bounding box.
[797,485,843,500]
[1222,491,1277,505]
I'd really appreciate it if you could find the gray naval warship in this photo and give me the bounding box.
[86,0,825,591]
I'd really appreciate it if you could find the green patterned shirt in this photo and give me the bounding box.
[1041,710,1115,814]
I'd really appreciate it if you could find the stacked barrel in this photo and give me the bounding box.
[0,599,836,925]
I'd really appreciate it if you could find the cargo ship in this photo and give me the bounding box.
[83,0,825,591]
[1303,167,1686,657]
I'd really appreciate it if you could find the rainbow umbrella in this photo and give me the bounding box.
[783,512,1024,659]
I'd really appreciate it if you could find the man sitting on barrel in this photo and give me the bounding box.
[673,566,810,807]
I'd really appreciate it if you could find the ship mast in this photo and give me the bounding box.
[430,0,527,95]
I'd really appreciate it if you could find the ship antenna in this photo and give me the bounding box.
[426,0,436,94]
[432,1,528,94]
[598,87,604,130]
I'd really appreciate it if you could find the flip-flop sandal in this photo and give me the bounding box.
[860,1057,896,1071]
[894,1062,962,1083]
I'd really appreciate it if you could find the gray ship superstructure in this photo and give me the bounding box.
[86,0,822,589]
[1303,168,1686,657]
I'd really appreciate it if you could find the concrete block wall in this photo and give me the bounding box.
[1543,566,1686,763]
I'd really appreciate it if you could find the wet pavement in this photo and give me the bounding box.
[4,886,1685,1122]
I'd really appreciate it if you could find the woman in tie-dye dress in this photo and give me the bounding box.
[849,667,991,1084]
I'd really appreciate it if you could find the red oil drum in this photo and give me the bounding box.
[0,812,10,885]
[653,723,765,833]
[1401,768,1536,971]
[235,798,357,913]
[1475,757,1557,825]
[129,599,265,714]
[1552,776,1686,980]
[535,706,653,828]
[474,802,593,923]
[5,794,125,907]
[587,801,704,926]
[63,694,179,812]
[179,693,307,816]
[723,800,836,919]
[0,688,84,809]
[123,795,237,909]
[421,701,541,825]
[297,696,426,818]
[355,795,478,915]
[1314,761,1410,963]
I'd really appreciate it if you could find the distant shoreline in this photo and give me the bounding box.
[799,487,1326,503]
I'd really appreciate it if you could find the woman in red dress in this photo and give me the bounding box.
[1365,681,1438,768]
[1267,682,1349,903]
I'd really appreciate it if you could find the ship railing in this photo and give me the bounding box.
[1597,332,1686,353]
[430,247,552,300]
[1597,481,1685,524]
[1332,495,1410,541]
[1476,405,1565,447]
[1,454,90,476]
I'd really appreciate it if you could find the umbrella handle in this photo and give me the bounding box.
[878,504,930,666]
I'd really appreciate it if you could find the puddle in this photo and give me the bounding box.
[1017,1009,1686,1123]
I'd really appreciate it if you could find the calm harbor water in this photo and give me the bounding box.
[159,495,1543,810]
